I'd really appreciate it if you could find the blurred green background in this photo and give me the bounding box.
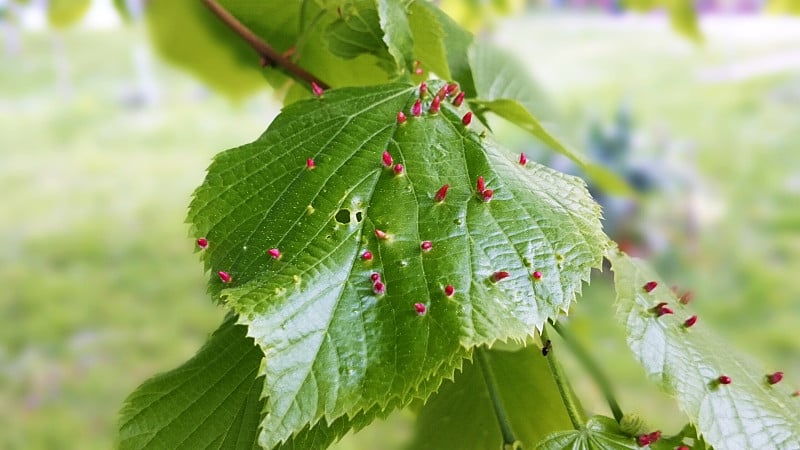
[1,1,799,449]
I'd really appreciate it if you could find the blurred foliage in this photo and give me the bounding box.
[767,0,800,14]
[623,0,701,41]
[4,5,800,450]
[439,0,525,32]
[47,0,91,29]
[112,0,131,21]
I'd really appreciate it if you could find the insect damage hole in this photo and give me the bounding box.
[335,209,351,224]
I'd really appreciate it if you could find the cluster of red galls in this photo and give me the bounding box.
[395,81,471,127]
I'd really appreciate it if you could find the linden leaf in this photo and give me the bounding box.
[143,0,295,101]
[325,1,392,65]
[412,0,476,96]
[117,315,264,450]
[472,99,632,196]
[608,249,800,450]
[467,41,554,121]
[408,346,574,450]
[376,0,415,73]
[407,1,452,80]
[535,416,639,450]
[188,82,606,448]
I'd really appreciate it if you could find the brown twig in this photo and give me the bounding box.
[202,0,329,89]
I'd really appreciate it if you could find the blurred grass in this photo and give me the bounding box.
[0,27,273,449]
[1,14,800,449]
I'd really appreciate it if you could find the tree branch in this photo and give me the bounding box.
[202,0,329,89]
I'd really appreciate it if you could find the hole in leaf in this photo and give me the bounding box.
[355,211,363,222]
[335,209,351,224]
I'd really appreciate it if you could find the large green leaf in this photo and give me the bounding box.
[608,249,800,450]
[117,315,264,450]
[408,346,574,450]
[472,99,631,196]
[188,82,607,447]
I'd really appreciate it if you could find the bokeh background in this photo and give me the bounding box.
[1,0,799,448]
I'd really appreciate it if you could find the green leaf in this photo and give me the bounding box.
[413,1,476,96]
[271,399,400,450]
[472,99,632,196]
[325,1,392,66]
[47,0,91,28]
[468,41,553,120]
[376,0,415,73]
[295,4,394,89]
[143,1,399,101]
[535,416,639,450]
[188,82,607,447]
[607,249,800,450]
[408,345,574,450]
[144,0,293,101]
[117,315,264,450]
[407,1,452,80]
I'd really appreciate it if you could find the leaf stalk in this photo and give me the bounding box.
[550,319,624,423]
[476,347,518,446]
[541,326,586,430]
[202,0,329,89]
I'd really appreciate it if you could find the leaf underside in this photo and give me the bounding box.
[187,82,606,447]
[409,345,574,450]
[608,249,800,450]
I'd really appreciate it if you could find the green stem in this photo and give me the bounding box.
[475,347,517,446]
[551,319,625,423]
[541,327,585,429]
